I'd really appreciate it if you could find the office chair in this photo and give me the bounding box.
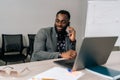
[27,34,36,60]
[1,34,28,65]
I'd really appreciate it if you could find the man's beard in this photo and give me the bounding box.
[55,25,67,34]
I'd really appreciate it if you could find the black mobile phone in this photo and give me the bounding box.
[67,22,70,27]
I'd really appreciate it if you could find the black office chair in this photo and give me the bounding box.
[1,34,28,64]
[27,34,36,60]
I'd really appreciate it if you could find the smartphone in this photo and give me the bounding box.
[67,22,70,27]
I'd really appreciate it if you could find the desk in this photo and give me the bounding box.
[0,51,120,80]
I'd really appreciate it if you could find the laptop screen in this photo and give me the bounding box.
[72,36,118,71]
[76,36,117,68]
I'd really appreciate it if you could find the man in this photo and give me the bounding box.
[31,10,77,61]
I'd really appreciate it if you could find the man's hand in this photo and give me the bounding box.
[61,50,77,59]
[67,27,76,41]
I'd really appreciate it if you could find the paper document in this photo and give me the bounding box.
[29,67,84,80]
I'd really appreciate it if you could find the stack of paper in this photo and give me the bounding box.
[29,67,84,80]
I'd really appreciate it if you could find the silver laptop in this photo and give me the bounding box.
[54,36,118,71]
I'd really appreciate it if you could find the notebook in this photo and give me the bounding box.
[54,36,118,71]
[86,66,120,80]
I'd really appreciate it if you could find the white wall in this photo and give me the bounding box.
[0,0,87,52]
[85,0,120,46]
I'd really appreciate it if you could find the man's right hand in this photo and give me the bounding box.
[60,50,77,59]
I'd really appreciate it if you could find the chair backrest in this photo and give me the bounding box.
[2,34,23,54]
[28,34,36,55]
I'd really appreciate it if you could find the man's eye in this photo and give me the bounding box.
[56,20,59,23]
[62,21,66,24]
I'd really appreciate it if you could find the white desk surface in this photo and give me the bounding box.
[0,51,120,80]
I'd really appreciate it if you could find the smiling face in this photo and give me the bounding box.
[55,13,69,33]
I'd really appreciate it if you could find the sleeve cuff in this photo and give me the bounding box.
[58,53,62,58]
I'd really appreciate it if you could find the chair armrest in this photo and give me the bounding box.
[0,48,1,52]
[23,46,29,49]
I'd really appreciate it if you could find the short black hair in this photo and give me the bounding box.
[56,10,70,20]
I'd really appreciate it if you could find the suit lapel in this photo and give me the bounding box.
[51,27,57,51]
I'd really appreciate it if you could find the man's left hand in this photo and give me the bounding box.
[67,27,76,41]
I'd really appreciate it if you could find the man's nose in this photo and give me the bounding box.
[58,22,62,26]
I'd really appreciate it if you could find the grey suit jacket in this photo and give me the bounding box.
[31,27,76,61]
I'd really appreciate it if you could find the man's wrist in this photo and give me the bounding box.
[71,39,76,42]
[70,40,76,44]
[58,53,62,58]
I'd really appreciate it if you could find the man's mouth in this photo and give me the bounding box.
[57,27,62,31]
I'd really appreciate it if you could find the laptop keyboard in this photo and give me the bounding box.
[54,59,74,68]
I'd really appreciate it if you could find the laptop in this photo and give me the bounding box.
[54,36,118,71]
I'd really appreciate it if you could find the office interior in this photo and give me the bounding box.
[0,0,120,79]
[0,0,120,80]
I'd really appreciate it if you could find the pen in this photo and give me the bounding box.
[42,78,56,80]
[67,68,72,72]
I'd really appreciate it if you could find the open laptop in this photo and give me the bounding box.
[54,36,118,71]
